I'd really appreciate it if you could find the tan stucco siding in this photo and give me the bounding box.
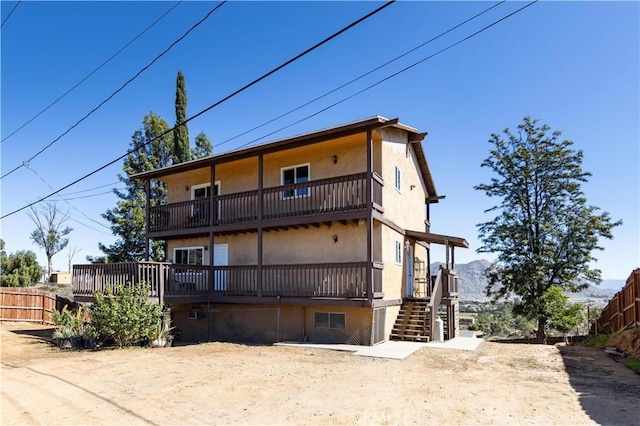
[379,128,428,233]
[263,223,367,264]
[165,224,367,266]
[170,302,373,345]
[262,134,367,187]
[166,234,257,265]
[381,224,405,301]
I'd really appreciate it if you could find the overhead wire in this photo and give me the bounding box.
[1,1,184,144]
[214,0,506,151]
[234,0,538,151]
[0,0,227,180]
[1,0,20,28]
[1,0,395,219]
[24,165,113,234]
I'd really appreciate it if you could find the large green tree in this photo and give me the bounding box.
[98,112,174,262]
[28,201,72,278]
[475,117,620,343]
[173,70,191,164]
[0,240,45,286]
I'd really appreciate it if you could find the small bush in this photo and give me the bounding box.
[90,282,163,348]
[624,357,640,374]
[581,334,611,348]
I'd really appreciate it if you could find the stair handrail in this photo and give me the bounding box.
[426,268,445,339]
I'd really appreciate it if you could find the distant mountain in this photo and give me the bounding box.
[431,260,618,302]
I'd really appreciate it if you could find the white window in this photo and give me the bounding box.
[191,182,220,199]
[281,164,310,198]
[314,312,346,329]
[395,240,402,265]
[174,247,204,265]
[394,166,401,192]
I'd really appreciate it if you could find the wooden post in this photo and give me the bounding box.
[145,179,151,261]
[365,129,373,302]
[257,154,263,297]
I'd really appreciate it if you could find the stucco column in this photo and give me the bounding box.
[257,154,263,297]
[209,164,216,294]
[366,129,374,302]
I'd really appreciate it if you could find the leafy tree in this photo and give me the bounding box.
[475,117,621,343]
[542,286,585,343]
[0,240,45,286]
[90,282,163,347]
[98,112,173,262]
[27,201,72,278]
[192,131,213,160]
[173,70,190,164]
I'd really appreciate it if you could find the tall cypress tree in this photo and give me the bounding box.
[97,112,174,262]
[173,70,190,164]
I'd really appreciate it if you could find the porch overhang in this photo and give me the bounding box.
[405,230,469,248]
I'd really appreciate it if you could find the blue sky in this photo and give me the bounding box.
[1,1,638,280]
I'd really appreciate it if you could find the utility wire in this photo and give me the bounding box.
[235,0,537,151]
[59,181,120,196]
[24,165,112,233]
[1,0,395,219]
[1,1,183,144]
[0,1,226,180]
[215,0,506,151]
[62,189,125,201]
[1,0,20,28]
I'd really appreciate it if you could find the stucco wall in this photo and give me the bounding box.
[170,302,373,345]
[378,127,428,233]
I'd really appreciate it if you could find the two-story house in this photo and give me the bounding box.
[73,116,468,345]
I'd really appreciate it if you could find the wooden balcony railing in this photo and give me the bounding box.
[73,261,369,301]
[148,173,373,233]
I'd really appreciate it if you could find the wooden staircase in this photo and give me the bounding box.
[390,299,432,342]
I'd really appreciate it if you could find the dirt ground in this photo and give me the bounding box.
[1,322,639,425]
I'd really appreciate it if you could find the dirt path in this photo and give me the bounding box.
[1,322,639,425]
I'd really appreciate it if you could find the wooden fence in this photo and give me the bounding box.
[593,269,640,334]
[0,287,59,325]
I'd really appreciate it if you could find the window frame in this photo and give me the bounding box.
[281,163,310,199]
[191,181,220,200]
[173,246,205,266]
[395,240,402,265]
[313,312,346,329]
[394,166,402,193]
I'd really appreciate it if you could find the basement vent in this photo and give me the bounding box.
[188,309,203,320]
[314,312,346,329]
[372,307,386,344]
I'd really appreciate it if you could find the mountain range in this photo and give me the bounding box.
[430,260,624,302]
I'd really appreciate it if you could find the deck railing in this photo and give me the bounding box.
[73,261,369,301]
[148,173,371,233]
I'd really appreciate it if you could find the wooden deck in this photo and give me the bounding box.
[147,173,383,237]
[72,261,372,304]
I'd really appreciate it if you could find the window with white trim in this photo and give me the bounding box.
[174,247,204,265]
[281,164,309,198]
[394,166,401,192]
[395,240,402,265]
[314,312,346,329]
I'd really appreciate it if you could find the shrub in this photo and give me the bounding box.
[90,282,163,348]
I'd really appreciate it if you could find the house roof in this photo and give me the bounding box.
[132,116,439,199]
[406,230,469,248]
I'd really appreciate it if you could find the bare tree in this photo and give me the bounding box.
[28,201,73,279]
[67,245,82,273]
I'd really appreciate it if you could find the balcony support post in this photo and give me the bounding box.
[145,179,151,261]
[366,129,374,303]
[257,154,264,297]
[209,164,216,295]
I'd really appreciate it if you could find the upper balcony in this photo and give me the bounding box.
[148,172,383,237]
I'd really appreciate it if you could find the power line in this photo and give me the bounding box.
[1,0,20,29]
[59,181,120,196]
[235,0,537,151]
[0,1,226,180]
[214,1,506,151]
[24,165,112,233]
[1,1,183,144]
[63,189,125,201]
[1,0,395,219]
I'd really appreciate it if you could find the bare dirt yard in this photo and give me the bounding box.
[1,322,639,425]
